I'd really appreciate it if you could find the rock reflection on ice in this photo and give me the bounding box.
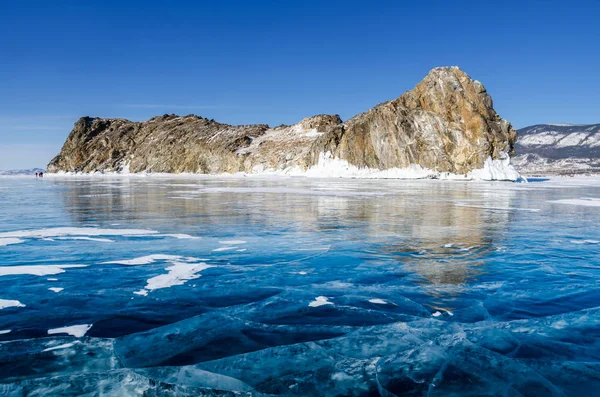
[550,197,600,207]
[48,324,92,338]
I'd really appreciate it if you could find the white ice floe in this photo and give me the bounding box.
[47,278,58,281]
[0,227,158,239]
[571,240,599,245]
[103,254,194,265]
[42,342,76,352]
[219,240,247,245]
[0,265,87,277]
[236,249,247,252]
[550,198,600,207]
[0,299,26,309]
[309,296,333,307]
[156,233,200,239]
[48,324,92,338]
[0,329,10,335]
[55,237,114,243]
[0,238,24,247]
[368,298,387,305]
[48,287,64,293]
[432,311,442,317]
[136,262,213,296]
[212,246,238,252]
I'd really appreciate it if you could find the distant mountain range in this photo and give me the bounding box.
[0,168,44,176]
[513,123,600,174]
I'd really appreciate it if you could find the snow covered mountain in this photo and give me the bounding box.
[513,123,600,174]
[0,168,44,176]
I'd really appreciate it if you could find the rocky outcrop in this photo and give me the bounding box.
[48,67,519,179]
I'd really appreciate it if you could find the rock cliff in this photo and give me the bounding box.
[48,67,519,179]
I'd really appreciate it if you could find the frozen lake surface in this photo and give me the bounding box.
[0,175,599,396]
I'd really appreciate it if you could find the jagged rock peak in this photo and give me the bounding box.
[48,67,519,180]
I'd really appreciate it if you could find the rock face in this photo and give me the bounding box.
[513,123,600,175]
[48,67,518,178]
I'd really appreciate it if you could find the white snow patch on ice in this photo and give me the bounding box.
[48,287,64,293]
[55,237,114,243]
[138,262,212,295]
[0,299,25,309]
[212,246,238,252]
[47,278,58,281]
[0,329,10,335]
[368,298,387,305]
[42,342,76,352]
[432,311,442,317]
[0,265,87,277]
[48,324,91,338]
[0,227,158,239]
[309,296,333,307]
[0,238,24,246]
[219,240,247,245]
[103,254,195,265]
[550,198,600,207]
[571,239,599,245]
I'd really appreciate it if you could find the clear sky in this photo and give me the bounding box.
[1,0,599,169]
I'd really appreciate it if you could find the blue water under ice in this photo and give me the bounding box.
[0,176,599,396]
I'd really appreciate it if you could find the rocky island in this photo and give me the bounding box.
[47,67,521,180]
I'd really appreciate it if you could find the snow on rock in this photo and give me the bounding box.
[48,324,92,338]
[0,299,25,309]
[286,151,522,181]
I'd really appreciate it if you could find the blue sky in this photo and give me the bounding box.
[1,0,599,169]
